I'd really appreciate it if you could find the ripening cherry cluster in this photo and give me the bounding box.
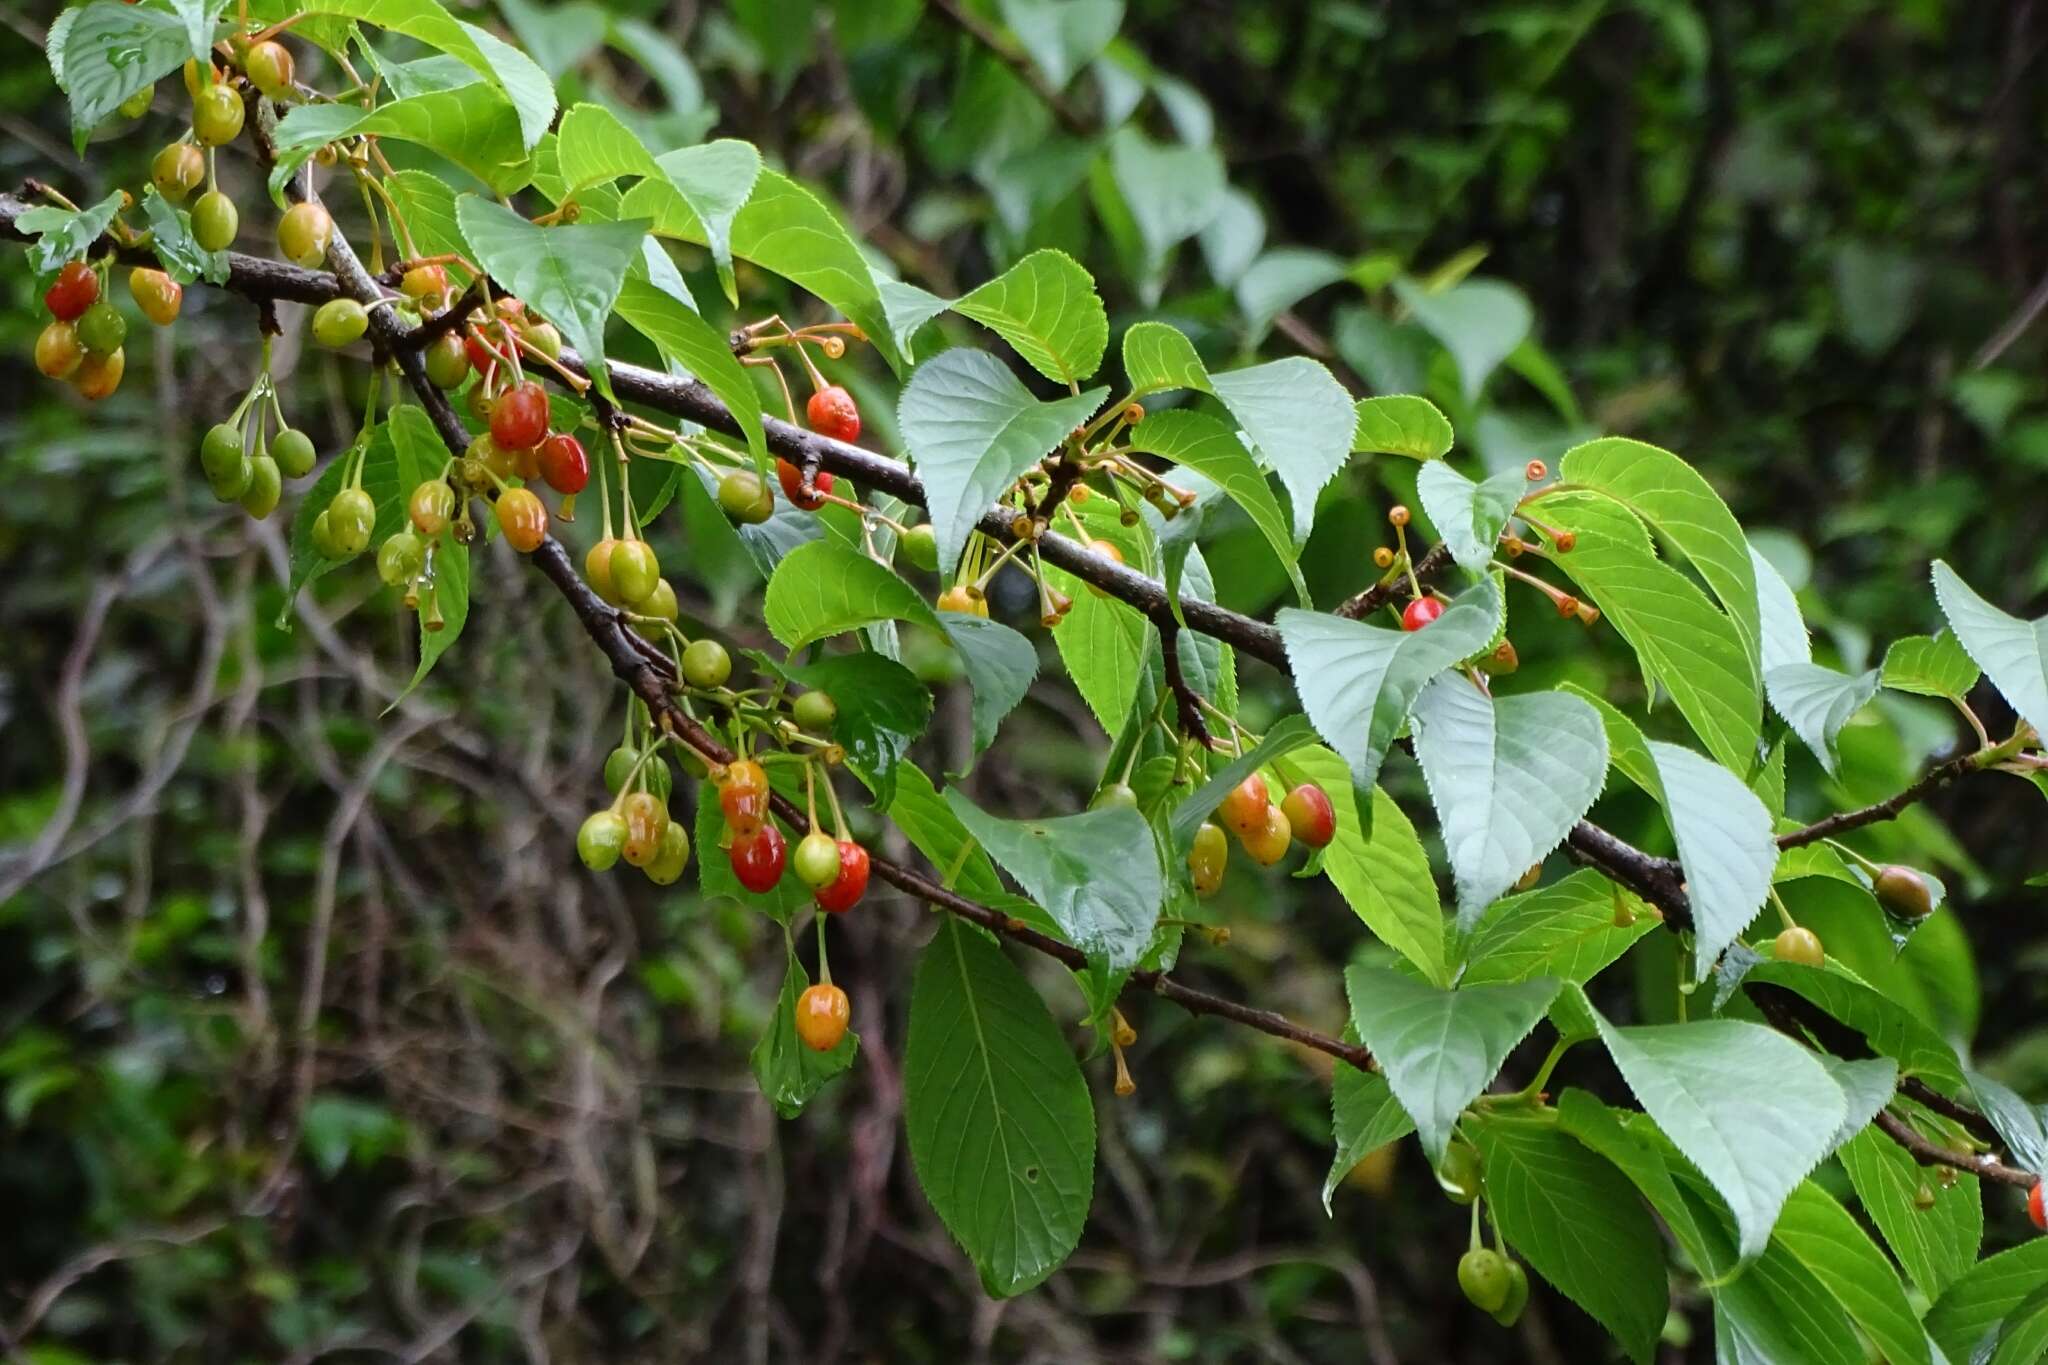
[33,259,156,401]
[1186,771,1338,898]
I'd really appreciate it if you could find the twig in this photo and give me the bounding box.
[1158,619,1213,744]
[926,0,1092,137]
[1334,542,1452,620]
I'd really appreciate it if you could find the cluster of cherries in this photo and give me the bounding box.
[1184,771,1337,897]
[33,258,160,402]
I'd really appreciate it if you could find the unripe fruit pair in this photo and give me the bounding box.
[1458,1248,1529,1325]
[604,746,674,802]
[588,537,661,608]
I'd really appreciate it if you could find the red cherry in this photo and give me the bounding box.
[538,432,589,495]
[1280,783,1337,849]
[44,261,100,321]
[805,385,861,443]
[813,840,870,913]
[730,823,787,893]
[490,380,549,450]
[465,329,515,378]
[2031,1181,2046,1233]
[1216,773,1269,838]
[1402,597,1445,632]
[776,456,835,511]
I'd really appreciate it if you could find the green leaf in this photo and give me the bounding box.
[752,949,858,1118]
[394,539,467,705]
[1734,959,1964,1088]
[1234,247,1350,342]
[1881,631,1981,701]
[1045,557,1154,737]
[1277,584,1501,791]
[897,348,1106,575]
[1964,1069,2048,1174]
[279,419,417,625]
[998,0,1122,87]
[1121,319,1210,395]
[1414,461,1524,572]
[1125,409,1308,605]
[263,0,556,146]
[905,918,1095,1298]
[554,101,664,193]
[651,141,762,306]
[1208,358,1357,543]
[1711,1234,1867,1365]
[876,765,1058,939]
[1557,1089,1731,1280]
[934,613,1040,760]
[1293,748,1447,985]
[1926,1240,2048,1365]
[383,170,468,258]
[943,789,1164,971]
[57,2,191,149]
[1559,437,1762,671]
[1409,677,1609,927]
[1932,559,2048,739]
[1353,395,1454,459]
[1646,739,1778,976]
[1470,1112,1668,1363]
[1590,1009,1845,1259]
[613,241,768,465]
[951,249,1108,385]
[775,652,932,808]
[1322,1064,1415,1214]
[730,169,899,370]
[1752,543,1811,674]
[1541,492,1761,774]
[139,187,229,286]
[455,197,645,403]
[1393,277,1532,400]
[1770,1180,1932,1365]
[269,85,535,202]
[1106,128,1225,296]
[765,539,936,648]
[1765,663,1880,777]
[1462,870,1656,989]
[1342,964,1559,1164]
[15,190,124,286]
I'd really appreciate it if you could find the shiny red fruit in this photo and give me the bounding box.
[1281,783,1337,849]
[2031,1181,2045,1233]
[805,384,861,443]
[465,329,513,377]
[813,840,870,913]
[776,456,834,511]
[1402,597,1445,631]
[44,261,100,321]
[538,432,589,494]
[489,380,549,450]
[730,823,787,893]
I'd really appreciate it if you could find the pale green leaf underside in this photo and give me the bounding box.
[1461,870,1656,990]
[1765,662,1880,777]
[1409,676,1609,927]
[1415,459,1527,571]
[1932,559,2048,739]
[1646,740,1778,976]
[1125,409,1308,605]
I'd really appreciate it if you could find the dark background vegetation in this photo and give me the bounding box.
[2,1,2044,1361]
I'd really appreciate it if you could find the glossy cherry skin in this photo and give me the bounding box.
[776,457,834,511]
[44,261,99,321]
[495,487,548,553]
[805,384,861,443]
[718,759,771,837]
[1280,783,1337,849]
[813,840,870,913]
[1402,597,1445,631]
[1216,773,1269,838]
[489,380,549,450]
[2030,1181,2045,1233]
[795,982,850,1051]
[729,823,788,893]
[537,432,588,494]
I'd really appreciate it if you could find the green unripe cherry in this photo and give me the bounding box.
[376,530,424,586]
[792,689,837,732]
[119,85,154,120]
[310,509,339,558]
[608,540,661,607]
[271,427,316,479]
[900,522,940,572]
[200,422,244,484]
[1457,1248,1511,1313]
[191,82,245,146]
[423,332,469,389]
[192,191,239,252]
[151,143,205,201]
[1489,1261,1530,1327]
[277,201,333,269]
[1436,1142,1482,1205]
[1090,782,1138,811]
[243,39,295,99]
[326,488,375,557]
[239,453,281,519]
[312,298,369,348]
[681,638,733,689]
[578,810,627,871]
[717,469,776,524]
[794,831,843,889]
[603,745,641,793]
[75,302,127,355]
[209,454,253,502]
[644,821,691,885]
